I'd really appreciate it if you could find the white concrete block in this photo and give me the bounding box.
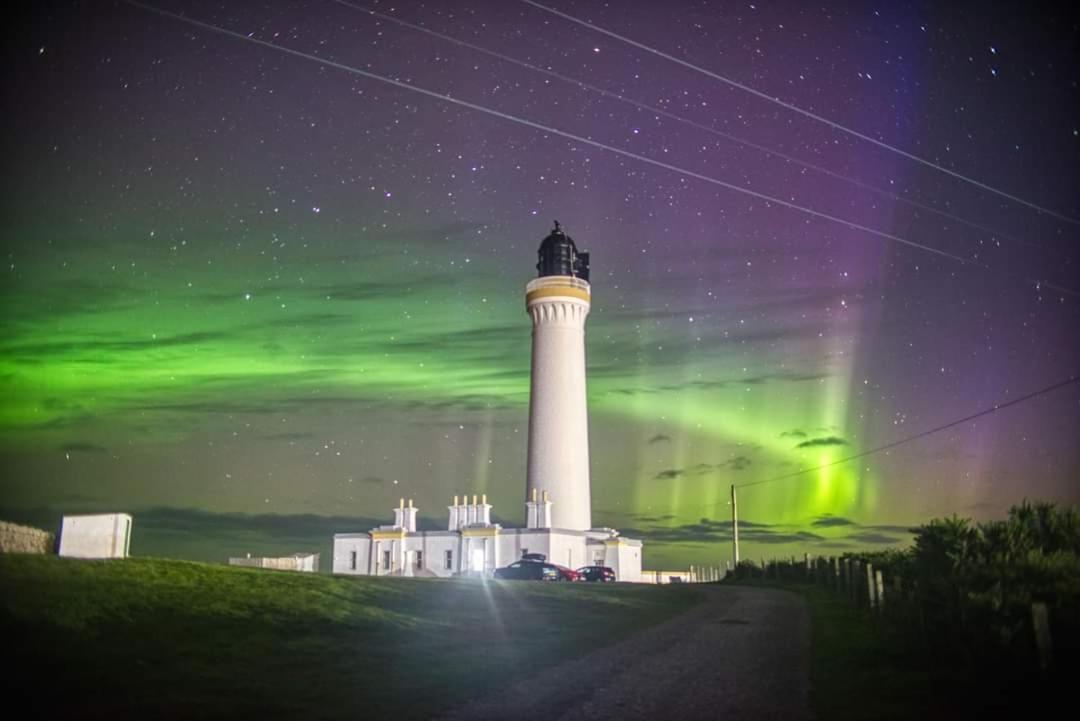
[59,513,132,559]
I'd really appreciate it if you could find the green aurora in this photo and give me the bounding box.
[3,226,910,566]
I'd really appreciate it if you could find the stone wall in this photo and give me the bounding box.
[0,520,54,555]
[228,554,319,572]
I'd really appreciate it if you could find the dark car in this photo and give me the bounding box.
[494,560,579,581]
[576,566,616,582]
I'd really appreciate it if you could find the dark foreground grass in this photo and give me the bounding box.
[736,580,1066,720]
[0,556,700,720]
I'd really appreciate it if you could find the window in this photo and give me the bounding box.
[383,550,391,570]
[415,551,423,569]
[349,551,358,571]
[444,550,453,570]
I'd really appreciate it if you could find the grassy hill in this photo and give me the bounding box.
[0,555,701,720]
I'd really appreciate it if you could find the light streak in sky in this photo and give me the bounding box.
[333,0,1040,252]
[521,0,1080,226]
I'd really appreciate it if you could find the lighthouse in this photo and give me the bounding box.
[525,222,593,531]
[331,222,644,579]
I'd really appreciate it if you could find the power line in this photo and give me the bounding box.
[521,0,1080,226]
[333,0,1044,253]
[732,374,1080,492]
[120,1,1077,296]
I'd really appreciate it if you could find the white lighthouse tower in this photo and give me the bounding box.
[525,222,593,531]
[332,223,644,579]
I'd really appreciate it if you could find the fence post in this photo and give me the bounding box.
[1032,602,1053,671]
[866,562,877,609]
[833,557,840,591]
[849,560,858,602]
[875,570,885,611]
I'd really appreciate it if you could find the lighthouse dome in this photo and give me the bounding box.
[537,221,589,281]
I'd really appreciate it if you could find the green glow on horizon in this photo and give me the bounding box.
[0,231,880,545]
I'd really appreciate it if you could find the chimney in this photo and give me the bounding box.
[478,493,492,525]
[526,487,539,529]
[402,498,418,533]
[538,490,552,529]
[448,494,460,531]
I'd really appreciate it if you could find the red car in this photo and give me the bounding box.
[553,564,582,581]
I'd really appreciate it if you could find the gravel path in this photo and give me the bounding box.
[436,584,811,721]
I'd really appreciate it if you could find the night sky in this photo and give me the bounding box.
[2,0,1078,569]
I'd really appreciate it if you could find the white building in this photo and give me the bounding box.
[333,496,642,581]
[228,552,320,573]
[58,513,132,559]
[333,223,644,581]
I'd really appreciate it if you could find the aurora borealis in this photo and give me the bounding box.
[1,0,1078,568]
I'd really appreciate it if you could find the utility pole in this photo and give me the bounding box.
[731,484,740,567]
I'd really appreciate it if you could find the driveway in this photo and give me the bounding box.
[437,584,811,721]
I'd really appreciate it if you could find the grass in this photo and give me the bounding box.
[732,578,1066,720]
[0,555,701,720]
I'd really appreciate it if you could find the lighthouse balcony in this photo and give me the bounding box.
[526,275,590,293]
[525,276,591,306]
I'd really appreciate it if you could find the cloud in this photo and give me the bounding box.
[60,441,108,454]
[669,455,756,479]
[811,515,855,528]
[654,469,684,480]
[621,517,818,545]
[780,429,807,439]
[795,436,848,449]
[631,513,676,523]
[606,371,828,397]
[400,394,524,412]
[647,434,671,444]
[128,506,383,536]
[727,456,752,471]
[746,530,825,545]
[847,532,903,545]
[866,524,917,535]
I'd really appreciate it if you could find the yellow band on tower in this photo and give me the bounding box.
[526,286,591,304]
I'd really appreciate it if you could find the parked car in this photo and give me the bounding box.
[576,565,616,583]
[551,564,582,581]
[494,560,580,581]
